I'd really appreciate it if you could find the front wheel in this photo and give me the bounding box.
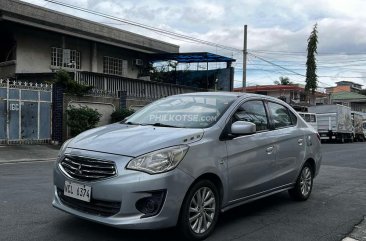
[289,163,313,201]
[179,180,220,241]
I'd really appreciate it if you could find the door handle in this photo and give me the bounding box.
[266,146,274,154]
[298,138,303,145]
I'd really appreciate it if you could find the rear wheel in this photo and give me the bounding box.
[289,163,313,201]
[179,180,220,241]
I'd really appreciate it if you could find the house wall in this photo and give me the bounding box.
[8,23,149,79]
[336,86,351,93]
[96,43,147,79]
[247,90,293,103]
[15,25,60,73]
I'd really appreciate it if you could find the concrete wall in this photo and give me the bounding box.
[61,94,153,139]
[63,94,120,140]
[12,23,148,79]
[15,25,60,73]
[126,97,152,110]
[97,43,147,79]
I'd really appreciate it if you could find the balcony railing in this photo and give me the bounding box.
[75,71,206,99]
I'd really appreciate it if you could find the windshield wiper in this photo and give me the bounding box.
[145,123,183,128]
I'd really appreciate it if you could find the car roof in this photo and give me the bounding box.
[175,91,287,102]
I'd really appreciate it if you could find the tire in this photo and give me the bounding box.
[179,180,220,241]
[339,134,345,143]
[288,163,314,201]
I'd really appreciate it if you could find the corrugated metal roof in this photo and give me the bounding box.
[331,91,366,100]
[149,52,236,63]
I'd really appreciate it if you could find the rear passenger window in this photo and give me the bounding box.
[234,100,269,131]
[268,102,294,128]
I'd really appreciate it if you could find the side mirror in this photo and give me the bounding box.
[231,121,256,135]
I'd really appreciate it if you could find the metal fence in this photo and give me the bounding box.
[75,72,206,100]
[0,79,52,144]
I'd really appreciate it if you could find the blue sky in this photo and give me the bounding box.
[24,0,366,89]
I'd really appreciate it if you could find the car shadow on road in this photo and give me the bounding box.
[56,217,178,241]
[55,192,292,241]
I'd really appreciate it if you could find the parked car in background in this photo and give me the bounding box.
[298,112,317,131]
[53,92,322,241]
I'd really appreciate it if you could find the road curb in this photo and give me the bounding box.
[0,158,56,165]
[342,217,366,241]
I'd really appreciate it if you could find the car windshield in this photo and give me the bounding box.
[124,95,237,128]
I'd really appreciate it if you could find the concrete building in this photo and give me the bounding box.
[234,84,328,107]
[326,81,363,94]
[0,0,179,81]
[331,91,366,112]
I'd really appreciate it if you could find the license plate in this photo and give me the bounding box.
[64,181,91,202]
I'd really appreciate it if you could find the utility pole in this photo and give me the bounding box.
[242,25,247,92]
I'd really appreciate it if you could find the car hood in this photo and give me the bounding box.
[68,123,204,157]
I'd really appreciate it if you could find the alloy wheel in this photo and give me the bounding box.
[300,167,312,196]
[188,187,216,234]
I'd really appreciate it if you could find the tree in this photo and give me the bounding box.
[305,23,319,95]
[274,76,292,85]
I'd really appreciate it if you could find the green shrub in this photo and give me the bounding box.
[111,108,135,123]
[53,69,93,96]
[66,105,102,137]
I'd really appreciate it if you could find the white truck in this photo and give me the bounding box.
[351,111,365,142]
[308,104,353,143]
[298,112,317,131]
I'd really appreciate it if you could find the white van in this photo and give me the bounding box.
[298,112,318,131]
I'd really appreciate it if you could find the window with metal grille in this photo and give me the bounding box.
[103,56,127,76]
[51,47,81,69]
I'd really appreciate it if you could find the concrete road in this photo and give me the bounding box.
[1,143,366,241]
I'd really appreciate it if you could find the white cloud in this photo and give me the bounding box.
[21,0,366,86]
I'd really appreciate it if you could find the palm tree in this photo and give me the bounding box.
[274,76,292,85]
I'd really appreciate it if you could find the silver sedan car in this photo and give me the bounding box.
[53,92,321,240]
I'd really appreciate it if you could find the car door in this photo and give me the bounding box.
[266,101,306,187]
[225,100,278,202]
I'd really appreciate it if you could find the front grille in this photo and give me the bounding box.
[57,189,121,217]
[60,156,117,181]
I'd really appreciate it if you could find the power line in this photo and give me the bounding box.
[249,53,306,77]
[44,0,242,53]
[250,49,366,56]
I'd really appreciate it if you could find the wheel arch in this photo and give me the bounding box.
[194,173,224,205]
[304,158,316,176]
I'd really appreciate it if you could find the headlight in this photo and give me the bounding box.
[58,138,73,158]
[126,145,189,174]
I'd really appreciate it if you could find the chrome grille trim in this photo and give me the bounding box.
[59,155,117,181]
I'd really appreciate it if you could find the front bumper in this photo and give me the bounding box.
[53,149,194,229]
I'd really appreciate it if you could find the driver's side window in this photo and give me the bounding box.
[234,100,269,131]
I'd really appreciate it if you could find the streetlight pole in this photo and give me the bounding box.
[242,25,247,93]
